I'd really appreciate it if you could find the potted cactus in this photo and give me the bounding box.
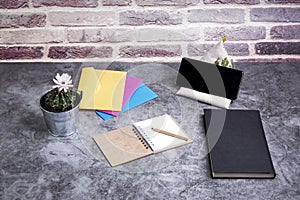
[40,73,82,137]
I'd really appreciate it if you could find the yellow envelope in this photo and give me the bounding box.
[78,67,127,111]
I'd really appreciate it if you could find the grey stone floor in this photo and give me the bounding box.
[0,62,299,199]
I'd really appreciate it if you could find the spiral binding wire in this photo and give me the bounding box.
[132,126,152,150]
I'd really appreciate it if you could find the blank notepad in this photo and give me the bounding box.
[78,67,127,111]
[93,114,192,166]
[95,69,127,111]
[134,115,192,153]
[77,67,99,110]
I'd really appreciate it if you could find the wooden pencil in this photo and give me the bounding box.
[151,128,189,141]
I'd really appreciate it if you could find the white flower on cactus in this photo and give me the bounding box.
[52,73,73,92]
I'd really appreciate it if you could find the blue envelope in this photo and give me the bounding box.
[96,83,158,120]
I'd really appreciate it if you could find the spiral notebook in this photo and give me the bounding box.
[93,114,192,167]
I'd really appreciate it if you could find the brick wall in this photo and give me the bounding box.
[0,0,299,62]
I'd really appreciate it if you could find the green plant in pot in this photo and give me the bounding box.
[40,73,82,137]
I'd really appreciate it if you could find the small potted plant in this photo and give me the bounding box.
[40,73,82,137]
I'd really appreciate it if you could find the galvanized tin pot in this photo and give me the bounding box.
[40,90,82,137]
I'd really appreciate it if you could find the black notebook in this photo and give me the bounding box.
[203,109,276,178]
[176,57,243,100]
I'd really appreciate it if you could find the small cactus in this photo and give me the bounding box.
[44,88,75,112]
[43,73,76,112]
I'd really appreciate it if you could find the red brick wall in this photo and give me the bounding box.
[0,0,299,62]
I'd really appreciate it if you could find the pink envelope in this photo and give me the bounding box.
[99,75,143,116]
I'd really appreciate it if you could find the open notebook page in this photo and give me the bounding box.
[133,114,192,153]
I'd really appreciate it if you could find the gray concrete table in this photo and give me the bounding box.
[0,62,299,199]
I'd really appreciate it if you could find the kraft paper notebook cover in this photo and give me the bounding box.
[203,109,276,179]
[99,75,143,116]
[78,67,127,111]
[93,114,192,167]
[96,83,158,120]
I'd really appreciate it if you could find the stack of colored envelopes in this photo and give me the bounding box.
[78,67,158,120]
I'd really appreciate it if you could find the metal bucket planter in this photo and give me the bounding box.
[40,90,82,137]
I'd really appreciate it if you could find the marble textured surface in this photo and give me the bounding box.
[0,62,299,199]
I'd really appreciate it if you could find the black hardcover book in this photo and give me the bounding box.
[176,57,243,100]
[203,109,276,178]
